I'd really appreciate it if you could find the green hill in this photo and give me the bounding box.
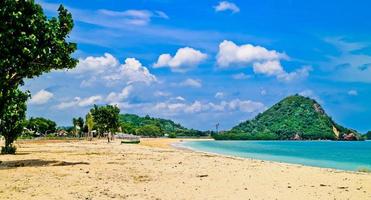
[119,114,207,137]
[213,95,361,140]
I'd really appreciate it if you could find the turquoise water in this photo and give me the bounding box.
[180,140,371,171]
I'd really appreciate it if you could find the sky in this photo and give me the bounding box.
[25,0,371,132]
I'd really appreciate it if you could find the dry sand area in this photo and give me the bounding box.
[0,138,370,200]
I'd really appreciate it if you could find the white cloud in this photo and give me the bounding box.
[348,90,358,96]
[226,99,265,113]
[70,54,157,87]
[217,40,287,68]
[322,37,371,83]
[179,78,202,88]
[217,40,310,82]
[215,92,224,99]
[253,60,285,76]
[215,1,240,13]
[151,99,265,115]
[154,47,207,72]
[232,73,251,80]
[324,37,367,53]
[154,91,171,97]
[104,58,157,85]
[41,2,168,27]
[70,53,119,74]
[29,90,54,105]
[56,95,103,109]
[106,85,133,104]
[260,89,267,96]
[97,9,169,26]
[174,96,186,101]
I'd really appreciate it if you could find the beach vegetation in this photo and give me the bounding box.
[25,117,57,135]
[213,95,362,141]
[119,113,208,137]
[0,0,77,153]
[90,105,120,142]
[72,117,84,137]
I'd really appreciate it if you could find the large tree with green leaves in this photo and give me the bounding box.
[26,117,57,135]
[0,0,77,153]
[90,105,120,142]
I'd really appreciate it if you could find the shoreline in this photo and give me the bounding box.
[167,139,368,174]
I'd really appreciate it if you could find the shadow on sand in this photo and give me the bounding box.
[0,159,89,169]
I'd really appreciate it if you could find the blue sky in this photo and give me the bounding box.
[25,0,371,132]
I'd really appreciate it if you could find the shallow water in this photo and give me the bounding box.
[180,140,371,171]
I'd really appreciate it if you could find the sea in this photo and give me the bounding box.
[179,140,371,171]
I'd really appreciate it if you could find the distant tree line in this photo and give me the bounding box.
[119,114,209,137]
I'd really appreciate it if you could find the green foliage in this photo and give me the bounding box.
[1,145,16,154]
[136,125,162,137]
[168,132,177,138]
[0,1,77,153]
[85,112,94,133]
[119,113,207,137]
[364,131,371,140]
[72,117,84,137]
[0,89,28,154]
[90,105,120,135]
[214,95,360,140]
[25,117,57,135]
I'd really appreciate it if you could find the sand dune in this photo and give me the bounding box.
[0,139,370,200]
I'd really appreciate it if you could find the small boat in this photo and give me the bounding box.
[121,140,140,144]
[115,133,140,144]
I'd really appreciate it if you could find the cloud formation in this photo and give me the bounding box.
[56,95,103,109]
[29,90,54,105]
[71,53,119,74]
[217,40,310,82]
[104,58,157,85]
[152,99,265,115]
[215,1,240,13]
[106,85,133,104]
[178,78,202,88]
[70,53,157,87]
[98,9,169,26]
[154,47,207,72]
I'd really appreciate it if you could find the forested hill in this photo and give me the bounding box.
[119,114,207,137]
[213,95,362,140]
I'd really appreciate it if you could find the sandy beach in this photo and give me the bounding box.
[0,138,370,200]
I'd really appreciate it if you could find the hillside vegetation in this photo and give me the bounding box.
[119,114,207,137]
[213,95,361,140]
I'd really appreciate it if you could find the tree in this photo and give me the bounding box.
[26,117,57,135]
[0,89,28,154]
[365,131,371,140]
[85,112,94,139]
[136,125,162,137]
[72,117,84,137]
[90,105,120,142]
[0,1,77,153]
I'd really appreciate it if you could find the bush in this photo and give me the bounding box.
[168,133,177,138]
[136,125,162,137]
[1,145,17,154]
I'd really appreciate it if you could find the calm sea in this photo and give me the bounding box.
[179,140,371,171]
